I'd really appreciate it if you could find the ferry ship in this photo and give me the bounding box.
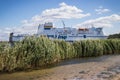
[11,22,107,41]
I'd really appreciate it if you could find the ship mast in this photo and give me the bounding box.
[61,20,65,28]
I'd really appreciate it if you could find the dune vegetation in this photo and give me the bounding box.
[0,37,120,72]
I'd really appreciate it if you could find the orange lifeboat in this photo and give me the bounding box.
[78,28,89,31]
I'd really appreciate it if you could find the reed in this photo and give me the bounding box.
[103,39,120,54]
[0,37,120,72]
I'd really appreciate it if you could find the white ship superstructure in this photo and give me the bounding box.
[36,22,107,41]
[12,22,107,41]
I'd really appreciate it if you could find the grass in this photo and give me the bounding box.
[0,37,120,72]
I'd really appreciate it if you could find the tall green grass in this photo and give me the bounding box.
[0,37,120,72]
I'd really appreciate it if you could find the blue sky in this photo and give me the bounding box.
[0,0,120,41]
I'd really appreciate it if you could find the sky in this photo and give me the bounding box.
[0,0,120,41]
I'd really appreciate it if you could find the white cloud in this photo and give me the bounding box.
[0,27,33,41]
[0,28,11,41]
[41,2,90,19]
[0,34,9,41]
[76,14,120,28]
[95,6,110,14]
[22,2,90,28]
